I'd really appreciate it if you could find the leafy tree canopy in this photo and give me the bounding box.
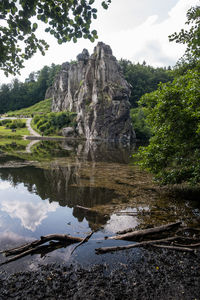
[135,70,200,185]
[135,5,200,185]
[169,5,200,74]
[119,59,173,107]
[0,0,111,76]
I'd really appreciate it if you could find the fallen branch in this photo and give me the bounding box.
[0,245,47,266]
[76,205,96,212]
[71,232,94,255]
[2,234,83,257]
[151,244,194,252]
[116,210,165,216]
[109,222,182,241]
[95,236,180,254]
[0,241,73,266]
[116,211,138,216]
[174,242,200,248]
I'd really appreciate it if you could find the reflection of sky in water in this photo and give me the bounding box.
[0,181,58,232]
[0,179,91,240]
[1,196,58,231]
[105,213,138,233]
[0,181,12,190]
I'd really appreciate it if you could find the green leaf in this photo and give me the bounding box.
[33,23,38,30]
[102,2,108,9]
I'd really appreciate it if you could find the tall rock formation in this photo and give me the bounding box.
[47,42,135,142]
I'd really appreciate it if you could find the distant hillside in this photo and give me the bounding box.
[6,98,52,117]
[0,64,60,114]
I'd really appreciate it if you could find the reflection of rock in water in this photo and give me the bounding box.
[0,162,117,230]
[0,141,135,230]
[73,206,109,230]
[61,140,136,164]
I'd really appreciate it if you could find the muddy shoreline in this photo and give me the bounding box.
[0,248,199,300]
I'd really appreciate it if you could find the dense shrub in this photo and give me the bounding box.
[33,111,77,135]
[0,119,26,129]
[130,107,152,140]
[0,119,12,126]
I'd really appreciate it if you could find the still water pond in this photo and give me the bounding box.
[0,140,199,274]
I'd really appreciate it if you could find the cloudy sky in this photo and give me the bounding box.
[0,0,199,84]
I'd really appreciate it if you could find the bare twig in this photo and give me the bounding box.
[71,232,94,255]
[174,242,200,248]
[151,244,194,252]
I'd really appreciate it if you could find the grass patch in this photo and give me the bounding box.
[6,98,52,117]
[0,125,30,139]
[0,139,30,153]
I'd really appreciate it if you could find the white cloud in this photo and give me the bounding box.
[0,231,33,242]
[0,181,12,190]
[105,213,138,233]
[101,0,199,66]
[0,199,58,231]
[0,0,199,84]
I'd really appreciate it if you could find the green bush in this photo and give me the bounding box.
[9,123,17,129]
[0,119,12,126]
[12,119,26,128]
[1,119,26,129]
[130,107,152,140]
[33,111,77,136]
[38,122,51,133]
[135,69,200,185]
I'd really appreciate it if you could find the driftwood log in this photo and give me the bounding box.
[96,222,200,254]
[107,222,182,241]
[1,234,83,257]
[76,205,96,212]
[95,236,198,254]
[0,234,85,266]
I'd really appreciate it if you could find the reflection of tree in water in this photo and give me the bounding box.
[1,139,199,230]
[0,164,115,229]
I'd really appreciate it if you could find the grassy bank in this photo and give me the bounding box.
[0,124,30,139]
[6,98,52,117]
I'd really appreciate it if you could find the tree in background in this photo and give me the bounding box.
[119,60,173,108]
[119,60,173,140]
[0,0,111,75]
[135,5,200,185]
[169,5,200,75]
[0,64,60,113]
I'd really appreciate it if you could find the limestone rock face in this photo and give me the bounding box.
[47,42,135,142]
[62,127,75,137]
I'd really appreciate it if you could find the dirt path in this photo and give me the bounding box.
[25,118,41,153]
[26,118,41,137]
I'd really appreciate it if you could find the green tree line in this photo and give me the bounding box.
[135,5,200,185]
[0,60,172,115]
[0,63,60,114]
